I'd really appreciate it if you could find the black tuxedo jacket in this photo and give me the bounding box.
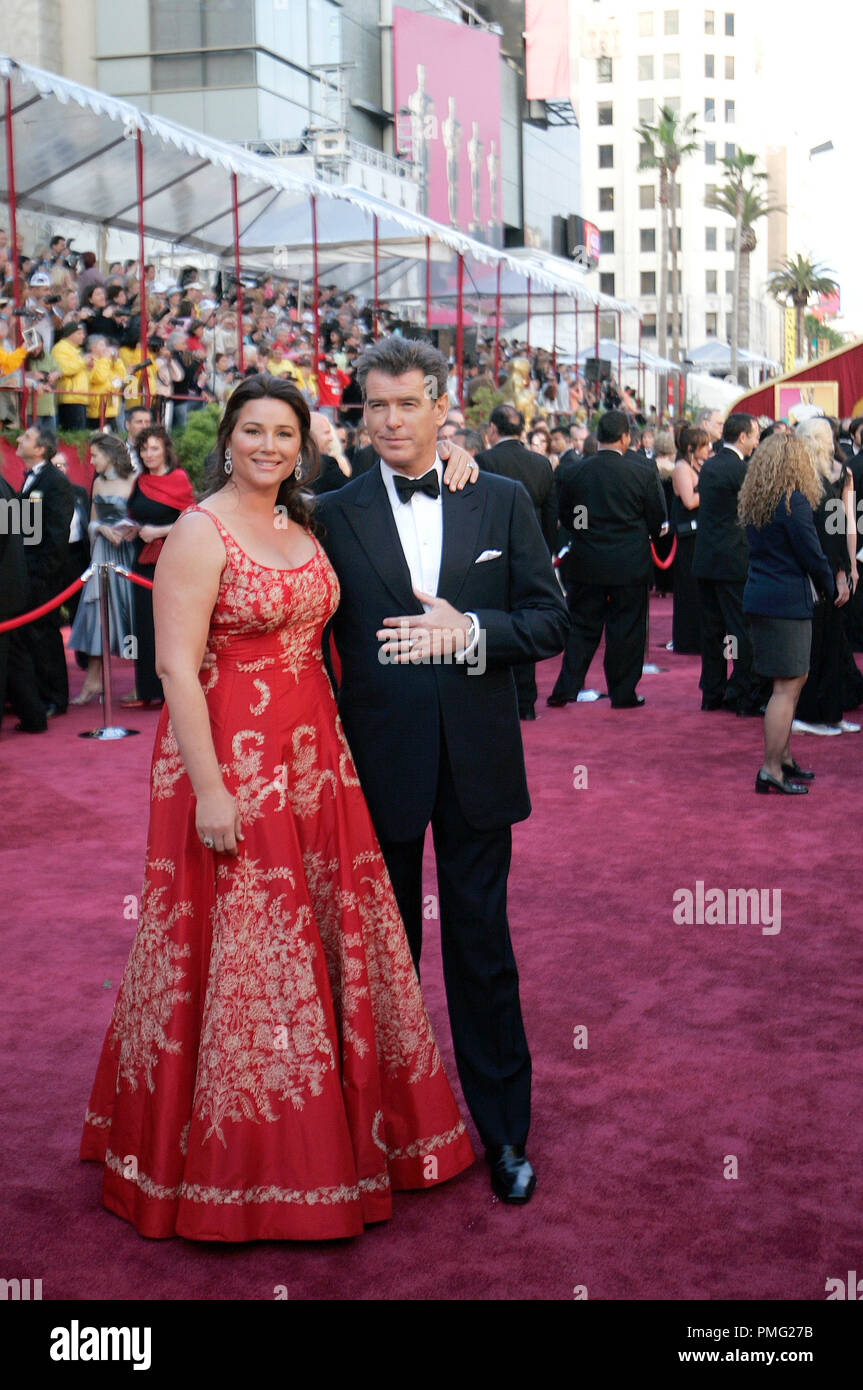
[555,447,667,586]
[19,461,75,603]
[0,473,31,619]
[475,439,557,552]
[692,445,750,583]
[315,467,569,841]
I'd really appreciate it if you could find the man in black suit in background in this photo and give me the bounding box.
[475,403,557,720]
[692,411,766,715]
[317,338,568,1204]
[16,424,74,718]
[547,409,667,708]
[0,470,48,733]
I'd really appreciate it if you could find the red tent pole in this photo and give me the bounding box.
[552,290,558,375]
[575,303,579,367]
[425,234,431,328]
[135,129,149,403]
[231,172,244,373]
[638,318,643,402]
[4,77,20,345]
[373,213,379,337]
[594,302,600,363]
[456,252,465,407]
[617,309,622,392]
[493,259,501,383]
[311,194,320,380]
[526,275,531,356]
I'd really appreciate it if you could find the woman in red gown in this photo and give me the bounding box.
[81,375,475,1241]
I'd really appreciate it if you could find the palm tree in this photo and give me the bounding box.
[637,106,699,363]
[767,254,839,363]
[707,158,781,381]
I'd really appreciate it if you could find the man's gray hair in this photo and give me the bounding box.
[355,336,448,401]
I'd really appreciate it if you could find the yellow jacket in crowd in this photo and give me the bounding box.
[87,354,125,421]
[53,337,90,405]
[118,345,158,409]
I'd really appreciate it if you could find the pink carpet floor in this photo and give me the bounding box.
[2,597,861,1300]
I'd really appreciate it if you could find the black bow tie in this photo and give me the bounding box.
[394,470,440,504]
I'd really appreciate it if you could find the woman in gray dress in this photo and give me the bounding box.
[69,433,137,703]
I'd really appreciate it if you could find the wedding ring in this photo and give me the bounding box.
[202,836,215,849]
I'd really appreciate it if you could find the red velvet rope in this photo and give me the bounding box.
[0,570,91,633]
[651,534,678,570]
[113,565,154,591]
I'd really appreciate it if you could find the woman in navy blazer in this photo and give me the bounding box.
[738,433,835,794]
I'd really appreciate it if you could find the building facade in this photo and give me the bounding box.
[574,0,783,363]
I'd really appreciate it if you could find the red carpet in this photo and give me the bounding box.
[2,597,862,1300]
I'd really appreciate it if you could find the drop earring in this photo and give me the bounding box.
[294,455,303,481]
[224,447,233,476]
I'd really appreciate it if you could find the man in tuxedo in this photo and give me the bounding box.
[547,409,667,708]
[17,424,74,718]
[692,412,766,715]
[0,470,47,733]
[316,337,568,1204]
[124,405,153,473]
[475,404,557,720]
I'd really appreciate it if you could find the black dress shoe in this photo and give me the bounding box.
[14,721,47,734]
[755,770,808,795]
[611,695,645,708]
[782,758,815,781]
[486,1145,536,1203]
[546,693,571,707]
[519,708,537,721]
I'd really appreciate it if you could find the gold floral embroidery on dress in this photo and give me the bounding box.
[300,847,440,1086]
[285,725,338,818]
[151,721,186,801]
[385,1121,467,1160]
[354,873,442,1085]
[250,679,270,716]
[221,729,289,827]
[105,1149,390,1206]
[334,717,361,788]
[193,857,337,1147]
[300,849,370,1062]
[109,870,193,1092]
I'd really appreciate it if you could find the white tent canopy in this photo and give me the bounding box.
[507,320,681,373]
[685,340,780,371]
[0,52,637,322]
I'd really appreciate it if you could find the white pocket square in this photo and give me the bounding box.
[475,549,502,564]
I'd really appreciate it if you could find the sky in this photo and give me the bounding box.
[759,0,863,332]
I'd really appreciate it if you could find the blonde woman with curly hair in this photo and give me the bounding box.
[739,433,835,794]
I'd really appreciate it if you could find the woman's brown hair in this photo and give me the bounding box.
[203,372,320,530]
[136,424,181,473]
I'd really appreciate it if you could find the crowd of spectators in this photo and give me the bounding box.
[1,227,663,441]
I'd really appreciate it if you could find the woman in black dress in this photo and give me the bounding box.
[121,425,195,708]
[792,417,854,734]
[670,424,709,654]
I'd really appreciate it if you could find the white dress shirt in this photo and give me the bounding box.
[380,454,443,601]
[379,454,479,658]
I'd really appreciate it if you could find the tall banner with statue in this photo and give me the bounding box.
[393,7,502,245]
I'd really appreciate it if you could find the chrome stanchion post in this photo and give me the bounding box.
[79,562,139,740]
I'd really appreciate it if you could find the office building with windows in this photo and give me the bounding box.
[575,1,783,361]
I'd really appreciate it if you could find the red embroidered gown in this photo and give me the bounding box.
[80,505,474,1241]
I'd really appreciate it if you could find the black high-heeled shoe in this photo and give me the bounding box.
[781,758,815,781]
[755,770,808,795]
